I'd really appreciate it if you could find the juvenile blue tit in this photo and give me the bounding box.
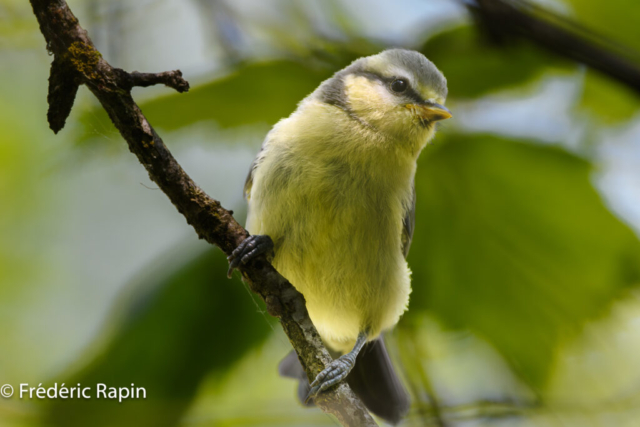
[228,49,450,424]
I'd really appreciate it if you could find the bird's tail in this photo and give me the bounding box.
[278,338,411,425]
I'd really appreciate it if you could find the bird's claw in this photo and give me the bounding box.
[227,235,274,278]
[305,354,356,402]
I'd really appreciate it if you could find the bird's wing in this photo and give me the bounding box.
[243,161,256,201]
[401,181,416,258]
[243,137,270,201]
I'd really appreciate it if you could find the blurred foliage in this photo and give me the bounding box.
[43,247,274,427]
[77,26,577,140]
[579,71,640,123]
[564,0,640,54]
[3,0,640,426]
[142,60,338,130]
[0,95,58,325]
[0,102,32,278]
[421,26,571,98]
[407,133,640,388]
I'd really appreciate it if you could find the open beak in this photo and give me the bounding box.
[406,102,452,122]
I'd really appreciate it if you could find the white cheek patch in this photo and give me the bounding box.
[344,74,424,142]
[344,74,390,121]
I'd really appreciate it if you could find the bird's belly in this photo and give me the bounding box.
[256,182,412,353]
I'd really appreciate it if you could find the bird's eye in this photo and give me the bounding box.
[390,78,408,93]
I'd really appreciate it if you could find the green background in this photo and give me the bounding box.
[1,0,640,425]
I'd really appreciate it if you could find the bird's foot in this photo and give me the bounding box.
[306,353,357,401]
[227,235,274,278]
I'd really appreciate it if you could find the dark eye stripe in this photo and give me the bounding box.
[403,86,427,105]
[352,71,427,105]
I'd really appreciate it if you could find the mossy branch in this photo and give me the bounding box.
[28,1,377,425]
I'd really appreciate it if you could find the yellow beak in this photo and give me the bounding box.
[406,102,452,122]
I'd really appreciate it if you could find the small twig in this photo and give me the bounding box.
[139,182,160,190]
[117,69,191,93]
[28,0,376,425]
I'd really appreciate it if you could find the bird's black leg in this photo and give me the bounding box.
[306,332,368,400]
[227,234,274,278]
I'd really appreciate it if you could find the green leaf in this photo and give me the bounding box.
[407,134,640,388]
[579,70,640,124]
[43,246,273,427]
[142,60,337,131]
[421,26,570,99]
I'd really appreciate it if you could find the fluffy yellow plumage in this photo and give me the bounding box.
[229,48,450,422]
[247,94,419,352]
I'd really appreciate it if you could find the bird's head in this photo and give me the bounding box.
[317,49,451,151]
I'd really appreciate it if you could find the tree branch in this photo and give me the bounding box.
[466,0,640,94]
[28,1,376,425]
[117,69,191,92]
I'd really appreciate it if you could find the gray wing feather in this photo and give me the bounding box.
[243,137,270,200]
[243,159,258,200]
[401,182,416,258]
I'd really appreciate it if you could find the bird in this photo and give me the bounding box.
[227,48,451,424]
